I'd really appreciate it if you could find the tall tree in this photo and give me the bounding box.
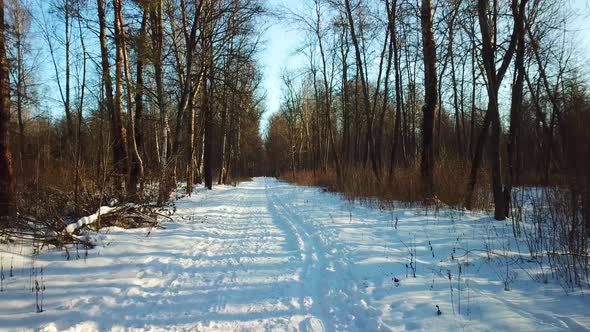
[504,3,527,217]
[343,0,380,179]
[7,0,32,174]
[64,0,72,146]
[0,0,14,217]
[201,0,215,190]
[97,0,128,195]
[114,0,143,198]
[150,0,172,202]
[419,0,437,195]
[170,0,202,159]
[131,6,149,198]
[312,0,342,180]
[471,0,527,220]
[387,0,404,177]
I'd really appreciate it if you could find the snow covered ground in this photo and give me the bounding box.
[0,177,589,331]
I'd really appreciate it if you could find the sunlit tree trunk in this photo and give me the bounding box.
[97,0,128,195]
[133,10,148,196]
[0,0,14,218]
[115,0,143,199]
[150,0,172,202]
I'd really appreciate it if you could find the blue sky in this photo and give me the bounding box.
[20,0,590,133]
[258,0,590,132]
[257,0,307,134]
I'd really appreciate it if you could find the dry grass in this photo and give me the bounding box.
[281,160,492,210]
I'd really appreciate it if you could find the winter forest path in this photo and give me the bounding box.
[1,178,589,331]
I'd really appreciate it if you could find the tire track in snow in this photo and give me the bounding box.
[267,180,392,332]
[163,188,249,316]
[188,184,296,325]
[207,189,255,315]
[265,179,328,332]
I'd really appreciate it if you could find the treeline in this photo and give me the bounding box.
[265,0,590,225]
[0,0,266,221]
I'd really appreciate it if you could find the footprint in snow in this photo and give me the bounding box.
[299,317,325,332]
[303,296,314,310]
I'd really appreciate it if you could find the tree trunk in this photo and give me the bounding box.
[186,74,202,192]
[97,0,128,195]
[339,17,350,165]
[223,102,233,184]
[465,110,491,210]
[344,0,379,179]
[0,0,15,218]
[474,0,527,220]
[116,0,143,199]
[133,10,148,196]
[197,120,205,185]
[151,0,171,202]
[386,0,403,178]
[314,0,342,181]
[112,0,130,197]
[373,23,392,170]
[447,6,462,157]
[14,15,25,176]
[64,0,74,148]
[171,1,201,158]
[420,0,437,196]
[74,12,87,214]
[218,98,228,185]
[504,14,526,218]
[202,22,214,190]
[203,71,213,190]
[469,17,478,158]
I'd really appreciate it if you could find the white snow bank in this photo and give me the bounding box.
[65,206,118,233]
[1,178,588,331]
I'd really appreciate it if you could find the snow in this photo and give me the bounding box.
[65,206,118,233]
[0,177,589,331]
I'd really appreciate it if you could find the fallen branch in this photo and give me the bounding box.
[1,203,167,249]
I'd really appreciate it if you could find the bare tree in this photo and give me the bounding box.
[7,0,28,175]
[114,0,143,198]
[97,0,129,195]
[132,5,149,198]
[0,0,15,218]
[201,0,215,190]
[150,0,173,201]
[504,0,527,217]
[420,0,437,195]
[466,0,528,220]
[343,0,379,179]
[387,0,404,177]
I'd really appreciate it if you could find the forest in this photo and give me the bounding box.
[265,0,590,224]
[0,0,267,221]
[0,0,588,229]
[0,0,589,330]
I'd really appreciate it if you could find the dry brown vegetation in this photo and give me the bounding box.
[0,0,267,248]
[282,159,492,209]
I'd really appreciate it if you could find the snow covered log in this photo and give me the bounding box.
[65,206,120,233]
[63,204,165,235]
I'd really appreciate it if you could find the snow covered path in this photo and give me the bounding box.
[1,178,589,331]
